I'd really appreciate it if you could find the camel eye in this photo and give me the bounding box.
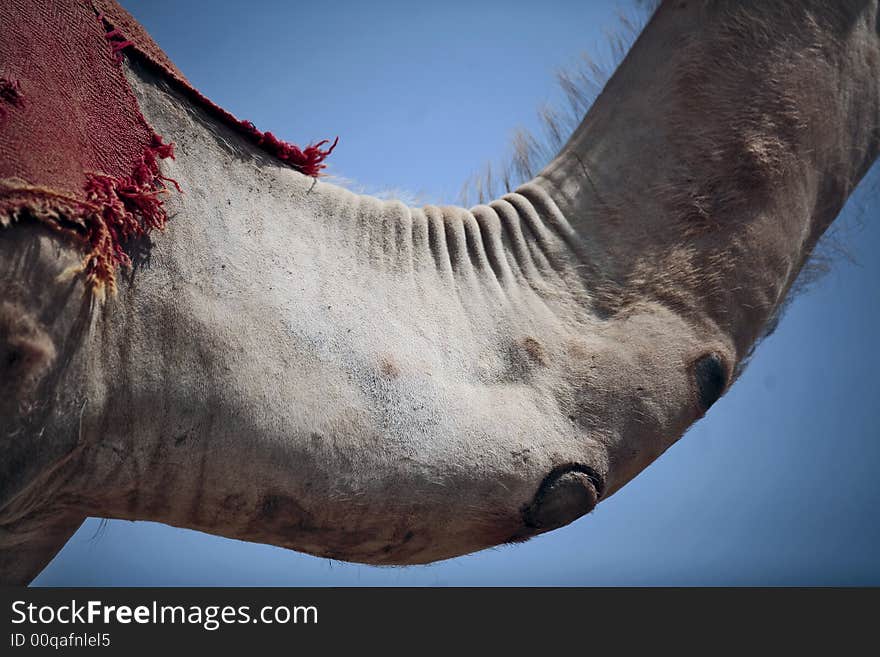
[694,353,727,410]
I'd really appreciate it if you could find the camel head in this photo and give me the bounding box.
[0,209,733,567]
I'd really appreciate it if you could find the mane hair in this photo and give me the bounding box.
[454,0,861,346]
[457,2,658,206]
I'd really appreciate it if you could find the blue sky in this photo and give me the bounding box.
[34,0,880,585]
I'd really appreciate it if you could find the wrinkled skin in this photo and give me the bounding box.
[1,0,879,584]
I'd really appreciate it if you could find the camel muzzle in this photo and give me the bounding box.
[522,464,604,532]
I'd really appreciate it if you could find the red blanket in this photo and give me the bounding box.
[0,0,334,293]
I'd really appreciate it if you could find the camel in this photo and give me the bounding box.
[2,0,879,586]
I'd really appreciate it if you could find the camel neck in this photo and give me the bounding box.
[536,0,880,360]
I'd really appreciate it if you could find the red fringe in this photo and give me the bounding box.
[7,11,337,293]
[238,125,338,178]
[95,13,338,177]
[80,134,178,291]
[98,14,133,64]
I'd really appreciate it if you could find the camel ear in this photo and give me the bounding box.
[0,231,88,518]
[0,300,56,417]
[0,298,66,521]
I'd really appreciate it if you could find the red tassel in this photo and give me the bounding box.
[94,13,338,177]
[236,121,338,177]
[98,14,134,63]
[80,133,179,291]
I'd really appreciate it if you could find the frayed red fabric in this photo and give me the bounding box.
[0,0,179,294]
[0,135,178,296]
[103,26,134,65]
[92,0,338,178]
[1,0,335,294]
[240,128,339,178]
[80,134,179,291]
